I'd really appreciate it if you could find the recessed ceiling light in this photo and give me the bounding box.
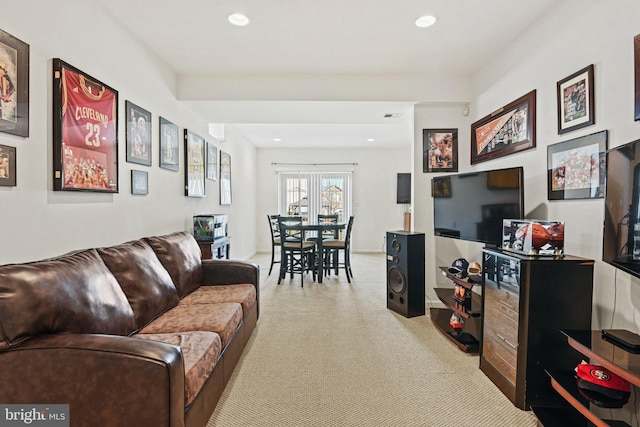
[367,138,375,142]
[273,138,281,142]
[228,13,250,26]
[415,15,437,28]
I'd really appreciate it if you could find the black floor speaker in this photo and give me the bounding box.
[386,231,425,317]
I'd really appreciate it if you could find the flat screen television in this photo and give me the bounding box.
[432,166,525,246]
[397,173,411,204]
[603,138,640,279]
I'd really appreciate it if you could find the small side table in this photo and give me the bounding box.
[198,237,230,260]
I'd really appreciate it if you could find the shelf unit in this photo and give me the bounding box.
[430,267,481,353]
[480,247,594,410]
[531,329,638,427]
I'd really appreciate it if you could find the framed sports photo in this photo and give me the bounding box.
[557,64,595,134]
[131,170,148,195]
[423,129,458,173]
[184,129,205,197]
[206,141,217,180]
[547,130,607,200]
[159,116,179,171]
[0,29,29,137]
[52,59,118,192]
[126,101,152,166]
[471,90,536,165]
[635,34,640,121]
[220,150,231,205]
[0,144,16,186]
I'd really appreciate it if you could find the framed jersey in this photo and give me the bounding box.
[52,58,118,192]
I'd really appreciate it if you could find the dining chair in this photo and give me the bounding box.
[267,214,281,275]
[308,213,339,243]
[277,216,316,287]
[322,216,354,283]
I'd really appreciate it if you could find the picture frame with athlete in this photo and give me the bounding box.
[557,64,595,134]
[126,101,152,166]
[52,58,118,193]
[0,28,29,137]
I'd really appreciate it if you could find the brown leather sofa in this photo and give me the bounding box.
[0,231,259,427]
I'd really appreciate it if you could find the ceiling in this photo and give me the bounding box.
[99,0,560,148]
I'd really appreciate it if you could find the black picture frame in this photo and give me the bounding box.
[431,176,451,198]
[184,129,205,197]
[557,64,595,134]
[423,129,458,173]
[0,144,16,186]
[635,34,640,121]
[547,130,608,200]
[220,150,231,205]
[126,101,152,166]
[206,141,217,180]
[0,29,29,137]
[52,58,118,192]
[471,90,536,165]
[131,169,148,195]
[159,116,179,171]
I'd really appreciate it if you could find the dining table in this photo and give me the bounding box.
[282,219,346,283]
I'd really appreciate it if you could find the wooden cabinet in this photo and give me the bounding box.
[480,247,594,410]
[531,330,638,426]
[430,267,481,353]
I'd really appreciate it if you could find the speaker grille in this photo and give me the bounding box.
[388,266,406,294]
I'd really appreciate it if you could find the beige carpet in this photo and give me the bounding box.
[207,253,538,427]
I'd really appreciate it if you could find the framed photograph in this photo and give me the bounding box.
[557,64,595,134]
[0,29,29,137]
[131,170,148,195]
[126,101,152,166]
[206,141,217,180]
[431,176,451,198]
[547,130,607,200]
[0,144,16,186]
[159,116,179,171]
[220,150,231,205]
[635,34,640,121]
[52,59,118,192]
[423,129,458,172]
[184,129,205,197]
[471,90,536,165]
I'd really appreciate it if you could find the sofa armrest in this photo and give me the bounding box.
[0,334,186,427]
[201,259,259,287]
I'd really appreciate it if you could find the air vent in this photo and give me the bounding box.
[383,113,403,118]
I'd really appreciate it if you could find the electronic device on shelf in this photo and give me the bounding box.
[432,166,524,247]
[602,329,640,353]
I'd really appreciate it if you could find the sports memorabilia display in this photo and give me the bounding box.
[52,59,118,192]
[184,129,205,197]
[502,219,565,256]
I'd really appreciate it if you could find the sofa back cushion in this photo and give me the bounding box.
[98,240,180,329]
[145,232,203,298]
[0,249,136,349]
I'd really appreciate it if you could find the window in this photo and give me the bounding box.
[278,172,352,223]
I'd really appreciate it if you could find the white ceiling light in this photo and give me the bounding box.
[228,13,250,26]
[367,138,375,142]
[273,138,281,142]
[415,15,437,28]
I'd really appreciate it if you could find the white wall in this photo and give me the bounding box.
[255,146,412,254]
[0,0,257,263]
[414,1,640,333]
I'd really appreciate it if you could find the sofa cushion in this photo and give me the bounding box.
[136,331,222,406]
[145,232,203,298]
[139,302,242,348]
[98,240,180,330]
[0,249,136,349]
[180,285,256,318]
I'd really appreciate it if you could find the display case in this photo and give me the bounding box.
[193,214,230,259]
